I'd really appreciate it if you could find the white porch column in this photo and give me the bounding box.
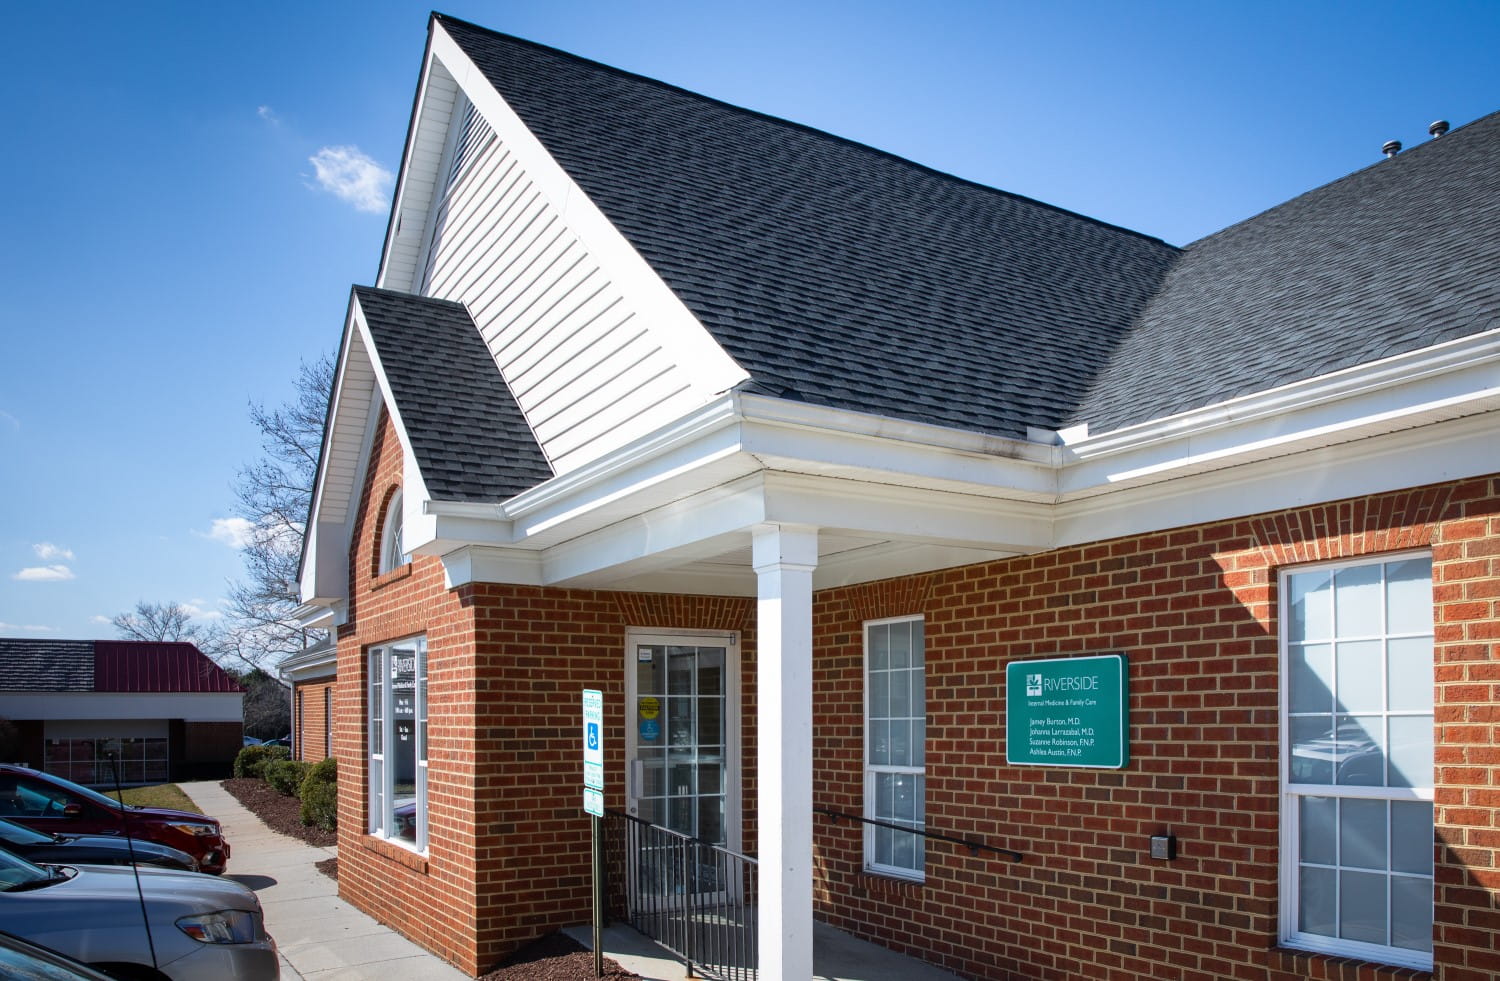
[752,523,818,981]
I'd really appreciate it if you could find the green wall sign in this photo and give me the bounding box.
[1005,653,1129,768]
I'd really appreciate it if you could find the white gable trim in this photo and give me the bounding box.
[300,292,438,610]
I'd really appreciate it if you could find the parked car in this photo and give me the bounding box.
[242,735,263,747]
[0,929,119,981]
[0,847,277,980]
[0,765,231,875]
[0,816,199,872]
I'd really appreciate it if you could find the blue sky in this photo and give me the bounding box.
[2,0,1496,642]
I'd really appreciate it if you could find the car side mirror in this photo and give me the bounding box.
[61,802,83,818]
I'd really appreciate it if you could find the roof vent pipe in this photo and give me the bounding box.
[1429,119,1450,137]
[1382,139,1403,158]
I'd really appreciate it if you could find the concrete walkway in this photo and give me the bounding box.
[181,781,959,980]
[178,781,466,981]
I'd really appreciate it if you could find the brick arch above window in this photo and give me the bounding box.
[1246,486,1455,569]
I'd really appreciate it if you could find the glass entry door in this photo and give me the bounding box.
[626,633,738,852]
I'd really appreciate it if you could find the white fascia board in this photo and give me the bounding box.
[761,471,1053,552]
[737,393,1057,502]
[427,22,749,401]
[300,300,371,605]
[499,395,751,540]
[1060,328,1500,494]
[374,24,444,292]
[442,545,543,589]
[1054,409,1500,548]
[540,473,773,585]
[0,693,243,723]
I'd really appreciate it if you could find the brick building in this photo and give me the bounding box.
[296,14,1500,980]
[0,639,243,783]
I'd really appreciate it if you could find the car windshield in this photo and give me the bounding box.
[0,818,54,845]
[18,771,128,811]
[0,847,53,891]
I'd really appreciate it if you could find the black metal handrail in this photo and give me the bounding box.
[815,807,1023,862]
[604,809,758,981]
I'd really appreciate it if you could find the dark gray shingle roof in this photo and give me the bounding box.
[1071,111,1500,432]
[437,15,1181,440]
[0,639,94,691]
[434,15,1499,442]
[355,286,553,501]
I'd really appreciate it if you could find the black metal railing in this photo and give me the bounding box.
[605,810,758,980]
[815,807,1024,861]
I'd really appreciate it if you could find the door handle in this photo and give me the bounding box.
[629,758,644,798]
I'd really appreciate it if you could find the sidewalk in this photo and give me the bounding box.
[178,781,467,981]
[179,781,958,981]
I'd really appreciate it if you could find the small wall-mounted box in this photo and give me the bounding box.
[1150,834,1176,861]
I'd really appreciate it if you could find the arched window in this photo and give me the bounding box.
[379,489,409,574]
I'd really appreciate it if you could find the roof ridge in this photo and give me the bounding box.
[432,12,1179,254]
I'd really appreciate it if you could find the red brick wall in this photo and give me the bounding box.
[293,679,335,762]
[335,410,482,972]
[334,410,760,973]
[811,475,1499,981]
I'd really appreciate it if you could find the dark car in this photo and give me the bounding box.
[0,815,199,872]
[0,929,119,981]
[0,765,230,875]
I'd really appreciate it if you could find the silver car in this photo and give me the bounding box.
[0,847,278,979]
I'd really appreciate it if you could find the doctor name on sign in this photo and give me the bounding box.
[1006,653,1128,769]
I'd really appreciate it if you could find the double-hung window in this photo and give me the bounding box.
[1281,555,1433,969]
[865,616,926,879]
[368,636,428,851]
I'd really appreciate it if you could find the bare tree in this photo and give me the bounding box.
[223,354,334,668]
[112,601,213,645]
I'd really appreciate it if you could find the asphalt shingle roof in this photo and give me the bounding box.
[355,286,553,501]
[437,14,1182,440]
[1072,111,1500,432]
[422,15,1499,449]
[0,639,94,692]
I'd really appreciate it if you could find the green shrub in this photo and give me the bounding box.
[265,758,310,797]
[299,756,337,831]
[233,744,291,779]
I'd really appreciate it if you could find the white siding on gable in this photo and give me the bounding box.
[418,112,720,475]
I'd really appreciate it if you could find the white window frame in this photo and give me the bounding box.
[863,615,926,881]
[378,489,408,575]
[367,635,428,852]
[1278,552,1434,970]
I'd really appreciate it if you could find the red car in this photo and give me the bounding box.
[0,765,230,874]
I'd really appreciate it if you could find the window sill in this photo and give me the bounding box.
[371,563,413,590]
[1268,945,1431,979]
[360,833,428,873]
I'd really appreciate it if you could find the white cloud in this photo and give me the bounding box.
[32,542,74,561]
[258,105,279,124]
[308,145,393,213]
[90,615,112,625]
[0,621,52,632]
[13,565,75,582]
[203,517,254,549]
[182,598,226,622]
[0,409,17,431]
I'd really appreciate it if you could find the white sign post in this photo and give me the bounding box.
[581,689,605,977]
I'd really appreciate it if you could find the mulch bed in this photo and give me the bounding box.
[221,779,636,979]
[479,932,640,981]
[219,778,337,847]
